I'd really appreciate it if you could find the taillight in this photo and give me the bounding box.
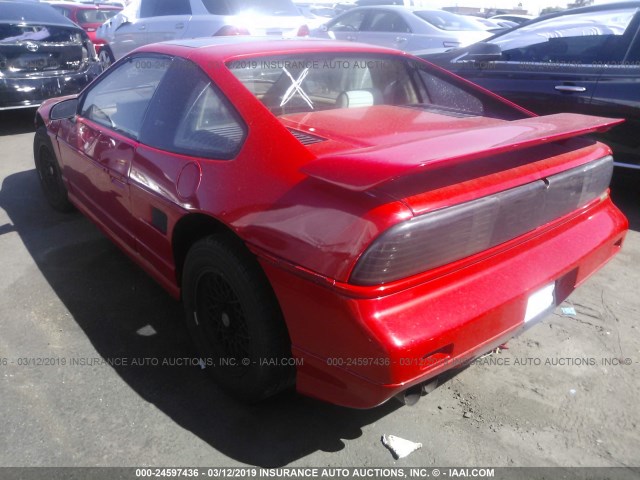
[350,156,614,286]
[214,25,250,36]
[297,24,310,37]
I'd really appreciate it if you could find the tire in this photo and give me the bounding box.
[98,46,115,69]
[33,127,74,213]
[182,235,295,401]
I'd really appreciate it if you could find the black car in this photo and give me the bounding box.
[0,0,102,111]
[421,2,640,170]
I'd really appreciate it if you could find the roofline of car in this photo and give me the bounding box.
[48,2,122,8]
[135,37,410,60]
[481,1,640,42]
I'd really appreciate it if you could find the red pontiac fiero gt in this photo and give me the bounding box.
[34,38,628,408]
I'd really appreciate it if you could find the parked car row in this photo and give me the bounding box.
[4,0,638,166]
[95,0,312,67]
[48,1,122,54]
[0,0,530,111]
[95,2,519,66]
[310,6,493,54]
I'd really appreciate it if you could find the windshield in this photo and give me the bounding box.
[227,53,525,120]
[414,11,484,31]
[201,0,299,16]
[489,7,637,61]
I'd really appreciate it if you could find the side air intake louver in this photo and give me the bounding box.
[288,128,326,146]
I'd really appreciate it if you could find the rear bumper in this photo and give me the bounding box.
[0,63,101,110]
[260,196,627,408]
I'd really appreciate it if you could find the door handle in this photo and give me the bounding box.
[395,36,407,43]
[175,23,184,29]
[554,85,586,93]
[138,24,146,30]
[346,35,356,41]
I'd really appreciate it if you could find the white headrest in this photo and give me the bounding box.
[336,90,375,108]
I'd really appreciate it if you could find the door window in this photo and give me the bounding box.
[80,56,171,138]
[490,8,638,64]
[365,11,411,33]
[51,6,70,17]
[329,10,367,32]
[414,10,482,31]
[140,0,191,18]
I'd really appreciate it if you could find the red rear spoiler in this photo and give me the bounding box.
[300,113,623,192]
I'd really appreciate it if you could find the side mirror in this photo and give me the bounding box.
[466,42,502,62]
[50,98,79,120]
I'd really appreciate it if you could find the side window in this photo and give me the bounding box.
[366,12,411,33]
[52,7,70,17]
[141,0,191,17]
[139,0,153,18]
[493,8,637,64]
[200,0,229,15]
[80,56,171,138]
[330,10,367,32]
[139,58,245,159]
[418,70,484,115]
[415,65,526,120]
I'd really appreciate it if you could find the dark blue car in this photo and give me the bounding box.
[421,2,640,170]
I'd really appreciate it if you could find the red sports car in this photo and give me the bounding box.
[49,2,122,54]
[34,38,628,408]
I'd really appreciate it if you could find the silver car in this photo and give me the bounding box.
[96,0,308,67]
[310,6,492,54]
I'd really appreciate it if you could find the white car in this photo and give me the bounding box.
[96,0,309,66]
[310,6,492,54]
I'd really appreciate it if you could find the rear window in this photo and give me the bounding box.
[0,2,76,26]
[0,24,81,43]
[76,9,120,24]
[414,11,484,31]
[227,53,525,119]
[201,0,299,16]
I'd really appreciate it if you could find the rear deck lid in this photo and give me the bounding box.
[294,110,623,191]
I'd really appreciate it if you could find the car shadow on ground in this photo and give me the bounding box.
[0,110,37,136]
[0,169,401,467]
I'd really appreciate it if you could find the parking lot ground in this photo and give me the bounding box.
[1,110,639,467]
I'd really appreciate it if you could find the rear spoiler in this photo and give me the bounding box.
[300,113,623,192]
